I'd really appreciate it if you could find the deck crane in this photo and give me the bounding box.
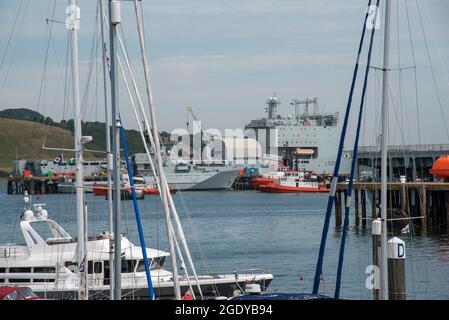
[186,105,211,142]
[186,105,214,161]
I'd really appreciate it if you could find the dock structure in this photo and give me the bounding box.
[232,174,252,190]
[6,175,103,195]
[356,144,449,182]
[334,182,449,234]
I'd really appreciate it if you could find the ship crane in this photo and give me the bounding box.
[290,97,319,119]
[186,105,215,162]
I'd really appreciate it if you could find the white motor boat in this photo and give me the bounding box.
[0,193,273,300]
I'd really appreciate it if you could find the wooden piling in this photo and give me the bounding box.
[445,191,449,229]
[419,185,427,235]
[335,191,342,227]
[354,189,360,226]
[361,190,367,227]
[401,184,408,217]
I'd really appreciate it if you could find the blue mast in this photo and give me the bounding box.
[119,117,156,300]
[312,0,374,294]
[334,0,380,299]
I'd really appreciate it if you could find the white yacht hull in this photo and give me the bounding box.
[27,273,273,300]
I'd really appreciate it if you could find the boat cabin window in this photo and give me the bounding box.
[30,220,70,243]
[135,257,166,271]
[136,259,153,272]
[28,231,39,245]
[33,267,56,282]
[9,267,31,273]
[0,267,5,283]
[121,260,137,273]
[8,267,31,283]
[34,267,55,273]
[88,261,102,274]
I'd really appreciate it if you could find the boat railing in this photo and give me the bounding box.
[0,273,57,281]
[0,245,29,258]
[231,268,271,277]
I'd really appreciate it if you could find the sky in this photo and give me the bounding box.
[0,0,449,147]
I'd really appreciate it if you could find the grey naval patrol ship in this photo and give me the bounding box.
[244,93,349,176]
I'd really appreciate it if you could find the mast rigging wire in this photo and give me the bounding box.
[415,0,449,141]
[312,0,374,295]
[334,0,380,299]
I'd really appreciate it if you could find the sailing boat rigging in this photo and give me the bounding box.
[0,0,273,300]
[233,0,399,301]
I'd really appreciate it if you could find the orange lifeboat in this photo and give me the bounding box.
[143,186,177,195]
[430,155,449,179]
[93,183,108,196]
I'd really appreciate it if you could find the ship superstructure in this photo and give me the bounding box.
[244,93,347,176]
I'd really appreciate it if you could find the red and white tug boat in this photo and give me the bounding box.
[258,171,330,193]
[92,173,146,198]
[251,171,286,190]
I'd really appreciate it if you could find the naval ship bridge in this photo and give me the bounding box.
[244,94,343,176]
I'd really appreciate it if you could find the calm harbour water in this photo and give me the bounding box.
[1,184,448,299]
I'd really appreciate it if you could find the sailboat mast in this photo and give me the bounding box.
[98,0,115,298]
[380,0,391,300]
[132,0,181,300]
[67,0,88,300]
[109,0,121,300]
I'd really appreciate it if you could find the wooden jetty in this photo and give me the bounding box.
[6,175,103,195]
[335,182,449,234]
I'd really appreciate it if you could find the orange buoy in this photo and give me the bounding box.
[430,155,449,179]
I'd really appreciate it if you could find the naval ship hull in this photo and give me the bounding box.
[146,168,240,191]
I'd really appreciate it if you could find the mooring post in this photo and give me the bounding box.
[401,184,407,216]
[372,218,381,300]
[362,189,367,226]
[387,237,406,300]
[354,189,360,226]
[335,190,342,226]
[419,186,427,236]
[371,188,377,219]
[445,191,449,230]
[432,191,439,227]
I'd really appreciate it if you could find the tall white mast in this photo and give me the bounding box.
[98,0,114,298]
[132,0,181,300]
[67,0,88,300]
[380,0,391,300]
[109,0,122,300]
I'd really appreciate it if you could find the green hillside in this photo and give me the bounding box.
[0,108,151,177]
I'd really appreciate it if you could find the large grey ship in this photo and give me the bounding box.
[135,153,241,191]
[244,93,350,176]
